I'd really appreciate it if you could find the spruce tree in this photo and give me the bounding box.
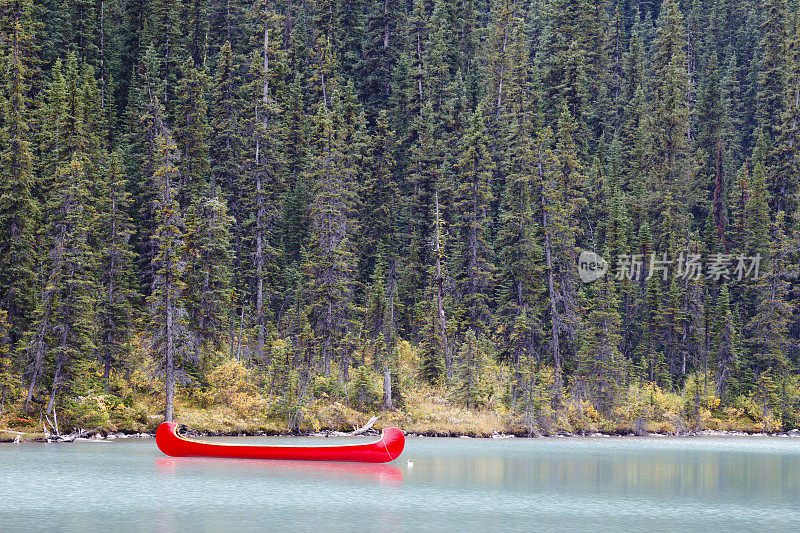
[304,89,363,376]
[185,195,234,357]
[650,0,694,224]
[174,58,210,210]
[539,106,584,400]
[96,151,135,381]
[0,0,38,341]
[147,131,187,423]
[711,284,739,398]
[452,329,489,408]
[576,276,624,415]
[25,157,97,414]
[453,108,495,336]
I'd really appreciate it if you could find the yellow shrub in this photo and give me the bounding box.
[203,360,265,417]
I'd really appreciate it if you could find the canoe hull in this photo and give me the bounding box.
[156,422,405,463]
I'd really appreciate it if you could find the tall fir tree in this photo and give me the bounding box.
[0,0,38,342]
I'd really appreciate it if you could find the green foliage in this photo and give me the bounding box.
[451,329,490,408]
[348,365,380,411]
[1,0,800,432]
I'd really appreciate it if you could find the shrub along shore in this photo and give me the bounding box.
[3,351,798,442]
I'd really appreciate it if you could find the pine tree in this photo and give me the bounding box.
[304,88,363,376]
[25,157,97,414]
[418,299,445,386]
[711,284,739,398]
[244,3,286,362]
[358,0,401,116]
[0,0,38,341]
[696,52,730,249]
[744,141,770,257]
[0,309,20,417]
[453,107,495,336]
[174,58,210,210]
[483,0,520,124]
[96,151,135,381]
[539,0,593,146]
[539,106,584,400]
[143,0,187,110]
[726,163,749,252]
[209,41,247,333]
[147,131,187,423]
[745,211,792,389]
[755,0,788,145]
[576,276,625,415]
[185,195,234,357]
[211,41,246,204]
[452,329,489,408]
[208,0,251,57]
[650,0,694,224]
[495,110,545,377]
[358,110,399,288]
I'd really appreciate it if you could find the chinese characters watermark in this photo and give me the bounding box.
[577,250,762,283]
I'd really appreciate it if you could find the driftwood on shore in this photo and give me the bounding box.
[321,416,380,437]
[55,427,103,443]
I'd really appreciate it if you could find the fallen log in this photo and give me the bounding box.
[351,416,379,436]
[57,427,103,443]
[325,416,380,437]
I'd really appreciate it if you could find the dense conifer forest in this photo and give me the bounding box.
[1,0,799,436]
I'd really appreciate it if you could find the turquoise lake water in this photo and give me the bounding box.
[1,435,799,532]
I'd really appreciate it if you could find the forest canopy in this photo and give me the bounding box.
[0,0,798,436]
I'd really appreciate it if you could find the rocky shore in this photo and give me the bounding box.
[4,427,800,443]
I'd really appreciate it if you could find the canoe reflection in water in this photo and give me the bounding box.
[155,456,404,486]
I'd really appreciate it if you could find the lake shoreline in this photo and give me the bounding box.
[4,427,800,443]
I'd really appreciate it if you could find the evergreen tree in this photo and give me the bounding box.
[745,212,792,394]
[25,157,97,414]
[539,107,583,400]
[453,108,495,336]
[495,113,544,372]
[711,284,739,397]
[174,58,210,210]
[650,0,694,227]
[755,0,788,145]
[0,0,38,341]
[96,151,135,381]
[358,0,401,116]
[185,195,234,357]
[304,88,363,376]
[418,299,445,386]
[452,329,489,408]
[576,276,625,415]
[147,131,188,423]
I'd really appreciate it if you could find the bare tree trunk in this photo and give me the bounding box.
[496,28,507,120]
[46,349,64,416]
[255,15,270,363]
[540,153,563,402]
[383,367,392,410]
[164,271,174,423]
[100,0,105,108]
[434,192,450,379]
[256,156,265,361]
[235,304,245,361]
[25,297,53,411]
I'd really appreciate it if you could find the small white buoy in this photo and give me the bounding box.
[407,460,413,470]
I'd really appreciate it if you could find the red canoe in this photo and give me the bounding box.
[156,422,405,463]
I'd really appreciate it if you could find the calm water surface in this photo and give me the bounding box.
[1,435,799,532]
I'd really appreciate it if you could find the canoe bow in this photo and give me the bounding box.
[156,422,405,463]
